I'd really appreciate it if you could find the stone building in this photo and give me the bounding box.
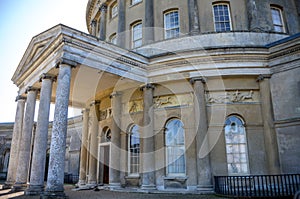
[5,0,300,197]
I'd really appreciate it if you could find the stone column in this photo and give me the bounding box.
[87,101,100,187]
[77,108,90,186]
[144,0,154,44]
[12,87,38,191]
[188,0,200,35]
[42,64,72,199]
[25,74,55,195]
[91,20,97,36]
[109,92,122,188]
[191,78,213,191]
[117,0,126,48]
[99,4,107,41]
[257,75,280,174]
[4,96,26,189]
[140,84,156,190]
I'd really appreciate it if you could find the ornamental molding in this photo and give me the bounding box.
[206,90,257,104]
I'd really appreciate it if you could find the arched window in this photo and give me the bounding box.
[131,21,143,48]
[213,3,232,32]
[131,0,142,6]
[271,6,286,33]
[128,125,140,175]
[104,128,111,142]
[164,10,180,39]
[109,33,117,45]
[224,116,249,175]
[165,119,186,176]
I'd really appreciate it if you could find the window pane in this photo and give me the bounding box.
[213,4,231,32]
[132,22,142,48]
[164,11,180,39]
[129,125,140,174]
[271,7,284,33]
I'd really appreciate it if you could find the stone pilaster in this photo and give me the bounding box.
[87,101,100,187]
[91,20,97,36]
[12,87,38,192]
[99,4,107,41]
[109,92,122,188]
[77,108,90,186]
[246,0,271,32]
[117,0,126,48]
[140,84,156,190]
[3,96,26,189]
[188,0,200,35]
[144,0,154,44]
[25,74,55,195]
[257,75,280,174]
[42,64,73,199]
[191,78,213,192]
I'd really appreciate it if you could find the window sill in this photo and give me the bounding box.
[163,176,188,182]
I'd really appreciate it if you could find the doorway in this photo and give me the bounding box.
[98,143,110,185]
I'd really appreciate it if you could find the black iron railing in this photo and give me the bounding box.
[64,174,79,184]
[215,174,300,198]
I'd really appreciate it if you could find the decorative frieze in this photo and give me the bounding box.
[99,108,112,121]
[154,93,193,109]
[206,90,257,104]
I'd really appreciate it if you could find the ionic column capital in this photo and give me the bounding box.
[91,20,97,26]
[99,3,107,12]
[39,73,57,82]
[25,86,39,94]
[190,77,207,84]
[56,58,78,69]
[90,100,101,107]
[140,83,155,91]
[110,91,122,99]
[256,74,271,82]
[15,95,27,102]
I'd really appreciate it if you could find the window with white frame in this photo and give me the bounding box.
[213,3,232,32]
[111,2,118,18]
[109,33,117,44]
[224,116,249,175]
[132,22,143,48]
[165,119,186,176]
[164,10,180,39]
[131,0,142,6]
[271,6,285,33]
[128,125,140,175]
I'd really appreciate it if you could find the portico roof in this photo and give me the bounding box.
[12,24,148,108]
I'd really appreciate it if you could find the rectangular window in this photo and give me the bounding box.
[111,3,118,18]
[132,22,143,48]
[164,10,180,39]
[131,0,142,6]
[128,125,140,175]
[213,4,232,32]
[271,7,285,33]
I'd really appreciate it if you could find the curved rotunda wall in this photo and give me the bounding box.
[86,0,300,49]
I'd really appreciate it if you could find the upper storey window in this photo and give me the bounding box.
[131,0,142,6]
[164,10,180,39]
[111,2,118,18]
[110,33,117,44]
[132,22,143,48]
[271,6,285,33]
[213,3,232,32]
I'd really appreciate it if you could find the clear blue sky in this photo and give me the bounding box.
[0,0,88,122]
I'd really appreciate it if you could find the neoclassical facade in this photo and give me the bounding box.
[5,0,300,197]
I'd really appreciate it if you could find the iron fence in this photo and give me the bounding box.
[215,174,300,198]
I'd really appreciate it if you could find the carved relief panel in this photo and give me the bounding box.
[206,90,259,104]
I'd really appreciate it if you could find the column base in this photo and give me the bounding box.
[197,185,214,193]
[75,180,86,188]
[25,185,44,195]
[40,191,68,199]
[11,182,27,192]
[2,181,14,189]
[141,184,156,190]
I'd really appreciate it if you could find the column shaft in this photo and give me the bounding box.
[258,76,280,174]
[13,88,38,191]
[78,109,90,186]
[144,0,154,44]
[87,101,100,186]
[193,78,213,191]
[141,84,156,189]
[26,75,54,195]
[117,0,126,48]
[188,0,200,35]
[4,96,26,189]
[99,4,107,41]
[91,20,97,36]
[43,64,72,198]
[109,92,122,188]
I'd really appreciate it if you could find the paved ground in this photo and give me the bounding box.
[0,185,228,199]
